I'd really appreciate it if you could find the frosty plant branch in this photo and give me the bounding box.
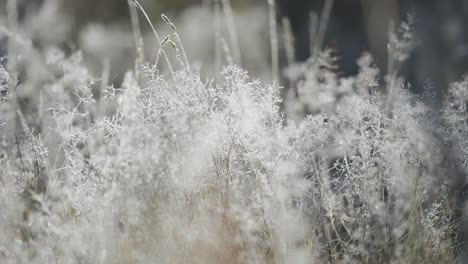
[268,0,279,82]
[221,0,242,66]
[161,14,191,70]
[313,0,334,57]
[130,0,175,81]
[309,12,319,56]
[128,0,145,79]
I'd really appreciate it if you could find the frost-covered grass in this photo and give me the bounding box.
[0,2,467,264]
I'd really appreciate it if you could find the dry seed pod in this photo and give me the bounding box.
[161,35,170,46]
[161,14,176,32]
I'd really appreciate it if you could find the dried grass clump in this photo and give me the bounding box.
[0,3,465,264]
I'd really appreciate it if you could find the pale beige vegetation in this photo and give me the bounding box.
[0,0,466,263]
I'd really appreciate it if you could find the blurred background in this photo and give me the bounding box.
[1,0,468,93]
